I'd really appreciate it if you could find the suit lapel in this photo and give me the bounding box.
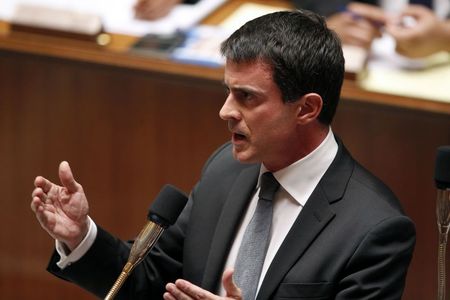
[256,188,335,300]
[257,139,354,300]
[202,164,260,292]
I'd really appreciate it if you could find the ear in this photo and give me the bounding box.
[296,93,323,125]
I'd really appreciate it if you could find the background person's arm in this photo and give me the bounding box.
[327,2,386,49]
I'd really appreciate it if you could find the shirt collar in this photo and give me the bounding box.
[260,128,338,206]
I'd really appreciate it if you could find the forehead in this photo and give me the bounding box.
[224,59,274,86]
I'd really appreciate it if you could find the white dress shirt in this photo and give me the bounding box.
[55,216,97,269]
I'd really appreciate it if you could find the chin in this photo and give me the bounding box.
[232,148,258,164]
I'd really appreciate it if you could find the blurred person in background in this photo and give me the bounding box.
[133,0,449,58]
[292,0,450,58]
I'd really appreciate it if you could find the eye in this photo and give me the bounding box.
[235,90,253,101]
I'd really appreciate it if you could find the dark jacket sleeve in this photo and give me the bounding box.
[45,144,230,299]
[336,216,416,299]
[47,198,193,299]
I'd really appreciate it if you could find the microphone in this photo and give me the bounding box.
[435,146,450,300]
[104,184,188,300]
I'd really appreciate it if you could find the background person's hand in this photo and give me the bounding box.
[31,161,89,251]
[327,2,386,49]
[385,5,450,58]
[134,0,182,20]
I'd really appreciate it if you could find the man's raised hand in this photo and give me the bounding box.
[31,161,89,251]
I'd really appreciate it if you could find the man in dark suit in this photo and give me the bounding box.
[31,9,416,299]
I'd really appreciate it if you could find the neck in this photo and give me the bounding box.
[264,124,330,172]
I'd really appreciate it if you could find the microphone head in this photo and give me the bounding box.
[147,184,188,228]
[435,146,450,189]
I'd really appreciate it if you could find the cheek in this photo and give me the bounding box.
[265,109,296,132]
[245,104,296,141]
[250,115,293,146]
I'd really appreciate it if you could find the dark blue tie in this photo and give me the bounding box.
[409,0,433,9]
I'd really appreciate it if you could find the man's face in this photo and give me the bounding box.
[220,60,301,171]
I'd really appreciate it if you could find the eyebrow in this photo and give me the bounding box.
[222,81,265,96]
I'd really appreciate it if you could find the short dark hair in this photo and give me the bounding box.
[220,9,345,125]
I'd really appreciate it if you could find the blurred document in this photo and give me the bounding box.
[359,61,450,103]
[171,25,231,67]
[360,34,450,103]
[169,3,288,67]
[0,0,226,36]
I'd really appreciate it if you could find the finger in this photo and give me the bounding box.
[31,197,43,213]
[134,0,150,10]
[349,26,377,44]
[401,4,431,18]
[163,291,177,300]
[33,201,54,225]
[165,282,188,300]
[222,269,241,299]
[135,1,161,20]
[34,176,54,193]
[31,189,51,208]
[347,2,386,24]
[175,279,216,299]
[384,23,417,42]
[343,32,373,49]
[34,206,47,225]
[58,161,80,194]
[31,187,46,201]
[139,7,167,20]
[136,0,179,20]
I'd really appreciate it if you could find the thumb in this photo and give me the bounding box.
[58,161,80,193]
[222,268,241,299]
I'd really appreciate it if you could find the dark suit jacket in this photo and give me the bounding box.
[48,138,416,299]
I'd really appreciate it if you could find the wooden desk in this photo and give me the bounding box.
[0,1,449,299]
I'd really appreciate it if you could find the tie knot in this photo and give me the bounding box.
[259,172,280,202]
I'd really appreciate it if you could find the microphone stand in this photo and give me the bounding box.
[103,184,188,300]
[104,221,164,300]
[437,188,450,300]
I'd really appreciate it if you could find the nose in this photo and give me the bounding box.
[219,95,240,121]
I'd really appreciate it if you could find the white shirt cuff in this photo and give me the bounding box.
[55,216,98,269]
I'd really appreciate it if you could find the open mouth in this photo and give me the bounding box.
[233,132,247,142]
[235,132,246,139]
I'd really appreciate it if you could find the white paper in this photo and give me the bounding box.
[0,0,226,36]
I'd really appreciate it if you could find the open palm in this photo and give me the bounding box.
[31,161,89,250]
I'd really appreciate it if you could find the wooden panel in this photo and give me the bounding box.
[0,50,228,299]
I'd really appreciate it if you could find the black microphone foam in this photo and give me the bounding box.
[147,184,188,228]
[435,146,450,189]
